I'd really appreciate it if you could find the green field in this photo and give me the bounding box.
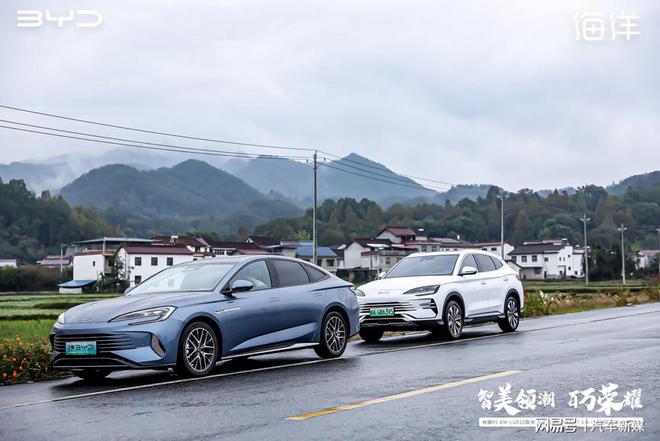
[0,293,120,339]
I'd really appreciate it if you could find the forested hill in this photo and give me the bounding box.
[0,179,116,263]
[254,184,660,250]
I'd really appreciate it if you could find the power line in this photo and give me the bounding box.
[0,119,310,161]
[0,104,456,188]
[318,150,454,186]
[317,154,451,189]
[319,162,441,192]
[0,125,308,162]
[0,104,315,153]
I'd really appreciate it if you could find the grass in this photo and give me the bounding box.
[0,320,56,340]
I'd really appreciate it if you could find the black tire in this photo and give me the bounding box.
[75,368,111,382]
[498,295,520,333]
[177,321,220,377]
[359,328,384,343]
[443,300,464,340]
[315,311,348,358]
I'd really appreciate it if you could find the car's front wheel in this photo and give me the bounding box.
[359,328,384,343]
[315,311,348,358]
[498,295,520,333]
[178,321,219,377]
[75,368,111,382]
[443,300,464,339]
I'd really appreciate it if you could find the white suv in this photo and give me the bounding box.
[355,250,524,342]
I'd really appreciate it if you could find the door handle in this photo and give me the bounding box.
[503,278,509,282]
[480,281,487,285]
[268,297,280,302]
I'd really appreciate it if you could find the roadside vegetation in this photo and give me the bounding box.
[0,292,120,385]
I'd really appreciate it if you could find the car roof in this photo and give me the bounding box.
[407,249,503,259]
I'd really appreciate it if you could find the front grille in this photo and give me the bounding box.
[53,333,136,353]
[359,301,416,314]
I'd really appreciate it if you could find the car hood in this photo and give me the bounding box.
[62,292,215,324]
[359,275,454,296]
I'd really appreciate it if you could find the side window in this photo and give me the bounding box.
[489,256,503,269]
[232,260,272,291]
[475,254,496,272]
[460,254,478,272]
[272,260,309,287]
[303,264,328,282]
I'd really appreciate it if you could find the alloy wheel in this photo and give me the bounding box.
[185,326,216,373]
[324,315,346,354]
[447,303,463,338]
[507,298,519,329]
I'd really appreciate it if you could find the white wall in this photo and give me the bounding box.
[117,249,194,286]
[343,242,367,269]
[376,231,402,244]
[73,254,111,280]
[479,243,514,258]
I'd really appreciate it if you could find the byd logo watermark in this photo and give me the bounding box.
[16,10,103,28]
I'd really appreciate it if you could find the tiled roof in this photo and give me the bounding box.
[295,246,337,258]
[352,238,393,248]
[380,226,416,237]
[247,236,279,247]
[122,246,193,255]
[509,244,564,255]
[152,235,208,248]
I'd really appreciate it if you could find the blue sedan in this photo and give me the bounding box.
[50,256,359,380]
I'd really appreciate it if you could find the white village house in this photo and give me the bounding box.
[508,239,584,280]
[116,246,195,286]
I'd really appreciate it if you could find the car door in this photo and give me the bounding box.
[456,254,490,316]
[217,259,285,355]
[486,255,509,313]
[473,254,500,315]
[271,259,326,343]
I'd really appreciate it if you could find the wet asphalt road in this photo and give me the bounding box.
[1,303,659,441]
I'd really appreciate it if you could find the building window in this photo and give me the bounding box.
[166,257,174,266]
[431,246,437,252]
[568,266,571,271]
[521,256,528,263]
[317,259,323,266]
[511,256,517,262]
[327,259,334,267]
[544,257,549,262]
[491,247,497,252]
[421,246,427,252]
[534,268,541,275]
[532,255,538,262]
[92,261,96,267]
[135,257,142,266]
[385,257,391,265]
[151,257,158,266]
[135,275,142,284]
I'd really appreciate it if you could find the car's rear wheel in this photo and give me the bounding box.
[315,311,348,358]
[498,295,520,333]
[178,321,219,377]
[443,300,463,339]
[359,328,384,343]
[75,368,111,382]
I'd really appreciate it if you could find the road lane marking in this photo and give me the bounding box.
[1,306,657,411]
[285,370,522,421]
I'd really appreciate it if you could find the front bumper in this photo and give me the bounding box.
[358,297,444,331]
[50,320,181,370]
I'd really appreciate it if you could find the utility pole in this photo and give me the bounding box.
[312,150,318,264]
[617,224,628,285]
[656,228,660,276]
[579,214,590,285]
[59,243,65,283]
[496,192,509,259]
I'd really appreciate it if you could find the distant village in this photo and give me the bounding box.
[6,225,659,293]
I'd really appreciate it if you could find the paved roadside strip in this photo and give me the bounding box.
[285,370,522,421]
[1,304,658,411]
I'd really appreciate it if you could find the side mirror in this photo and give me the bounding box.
[459,266,478,276]
[229,279,254,294]
[376,271,386,280]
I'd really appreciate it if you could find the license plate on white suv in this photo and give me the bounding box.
[369,307,395,317]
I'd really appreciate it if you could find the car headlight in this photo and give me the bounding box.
[110,306,176,325]
[404,285,440,296]
[57,312,65,324]
[353,288,366,297]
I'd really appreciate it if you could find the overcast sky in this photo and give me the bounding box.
[1,0,659,191]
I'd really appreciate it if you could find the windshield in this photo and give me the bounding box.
[128,263,236,295]
[385,254,458,278]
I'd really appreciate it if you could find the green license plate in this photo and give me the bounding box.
[370,307,395,317]
[65,341,97,355]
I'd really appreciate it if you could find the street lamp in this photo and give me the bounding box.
[617,224,628,285]
[579,214,590,285]
[496,192,510,259]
